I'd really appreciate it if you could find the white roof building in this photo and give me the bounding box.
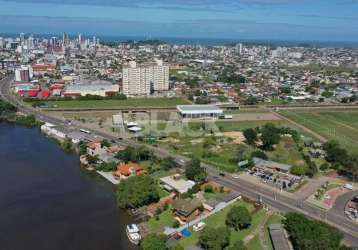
[160,174,195,194]
[176,105,223,120]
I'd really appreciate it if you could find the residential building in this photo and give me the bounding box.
[122,60,169,96]
[113,163,145,179]
[172,198,202,223]
[160,174,196,194]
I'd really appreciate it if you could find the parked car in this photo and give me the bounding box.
[193,222,206,232]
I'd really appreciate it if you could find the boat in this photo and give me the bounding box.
[126,224,141,245]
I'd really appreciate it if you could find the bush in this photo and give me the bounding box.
[172,220,180,228]
[250,150,268,160]
[204,185,213,193]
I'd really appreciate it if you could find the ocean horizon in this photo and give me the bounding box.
[1,33,358,48]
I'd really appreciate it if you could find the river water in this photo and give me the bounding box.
[0,122,137,250]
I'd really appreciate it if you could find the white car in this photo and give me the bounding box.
[193,222,206,232]
[231,174,240,179]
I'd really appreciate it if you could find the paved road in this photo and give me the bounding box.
[1,75,358,247]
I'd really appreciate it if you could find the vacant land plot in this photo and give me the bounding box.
[32,97,190,109]
[280,109,358,153]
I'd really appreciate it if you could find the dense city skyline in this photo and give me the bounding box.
[0,0,358,42]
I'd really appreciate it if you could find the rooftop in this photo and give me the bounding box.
[176,105,223,114]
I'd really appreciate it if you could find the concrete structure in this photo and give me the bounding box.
[176,105,223,120]
[40,123,66,140]
[64,83,119,97]
[122,60,169,96]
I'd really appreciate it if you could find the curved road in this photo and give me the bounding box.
[1,75,358,247]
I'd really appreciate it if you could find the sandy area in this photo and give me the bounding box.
[221,131,246,144]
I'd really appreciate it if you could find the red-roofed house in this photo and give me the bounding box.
[113,163,145,179]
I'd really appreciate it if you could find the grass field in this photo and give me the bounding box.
[280,109,358,154]
[32,97,190,109]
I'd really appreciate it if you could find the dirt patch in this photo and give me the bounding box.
[222,131,246,144]
[159,137,180,144]
[190,138,204,145]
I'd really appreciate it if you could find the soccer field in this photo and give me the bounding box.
[31,97,190,109]
[280,109,358,154]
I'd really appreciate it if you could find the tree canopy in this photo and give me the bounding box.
[116,175,160,208]
[141,234,166,250]
[243,128,258,146]
[226,206,252,231]
[185,159,207,183]
[284,213,345,250]
[199,227,230,250]
[260,123,281,150]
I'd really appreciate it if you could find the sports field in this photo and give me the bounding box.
[31,97,190,109]
[280,109,358,154]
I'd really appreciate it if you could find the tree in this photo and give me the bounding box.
[260,123,281,151]
[199,227,230,250]
[243,128,258,146]
[226,206,252,230]
[284,213,344,250]
[161,156,178,171]
[323,141,348,164]
[228,240,247,250]
[101,139,111,147]
[87,155,99,164]
[141,234,166,250]
[244,96,258,105]
[185,159,207,183]
[116,175,160,208]
[290,165,306,176]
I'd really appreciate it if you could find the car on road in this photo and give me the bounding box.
[231,174,240,179]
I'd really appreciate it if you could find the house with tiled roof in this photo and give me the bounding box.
[113,163,145,179]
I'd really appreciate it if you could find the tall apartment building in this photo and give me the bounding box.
[122,60,169,96]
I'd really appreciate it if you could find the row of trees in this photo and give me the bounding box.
[25,93,128,103]
[284,213,348,250]
[323,141,358,181]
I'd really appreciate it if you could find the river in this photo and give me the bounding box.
[0,122,137,250]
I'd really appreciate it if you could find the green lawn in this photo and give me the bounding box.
[31,97,190,109]
[280,110,358,153]
[246,235,264,250]
[178,200,269,249]
[144,207,176,234]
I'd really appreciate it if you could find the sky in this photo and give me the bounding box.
[0,0,357,42]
